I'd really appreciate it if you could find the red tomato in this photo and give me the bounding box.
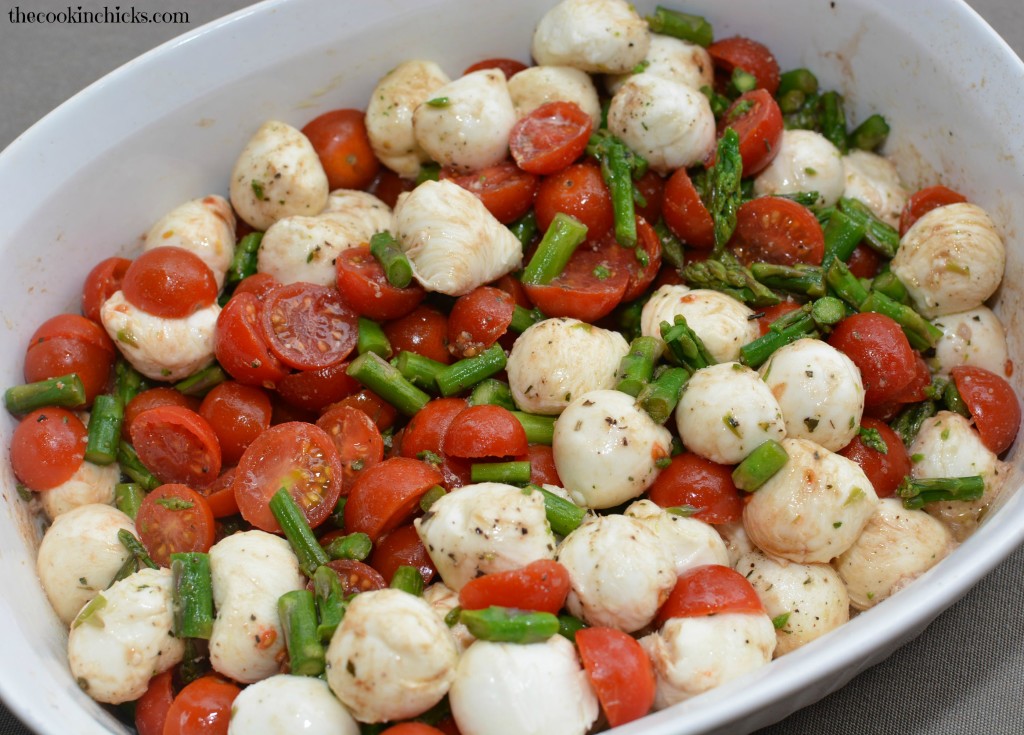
[510,101,593,175]
[708,36,781,95]
[134,670,175,735]
[655,565,764,626]
[491,273,533,309]
[440,161,538,224]
[463,57,528,78]
[82,256,131,323]
[124,388,200,441]
[316,403,384,494]
[634,169,665,226]
[10,407,86,491]
[214,291,290,388]
[162,675,240,735]
[232,272,280,300]
[383,305,451,364]
[199,382,273,466]
[443,404,528,459]
[621,216,663,302]
[647,452,744,524]
[234,421,344,533]
[523,238,630,322]
[336,245,426,321]
[731,197,825,266]
[448,287,515,359]
[380,725,448,735]
[23,336,114,407]
[401,397,468,459]
[951,365,1022,455]
[135,484,216,567]
[344,456,443,541]
[261,282,358,371]
[846,243,883,279]
[827,312,920,407]
[719,89,783,176]
[663,166,715,250]
[837,417,911,498]
[458,559,570,614]
[576,627,656,728]
[899,185,968,236]
[528,444,561,486]
[130,405,222,489]
[121,247,218,318]
[369,168,415,209]
[318,559,388,595]
[302,108,380,191]
[197,467,241,519]
[534,161,614,242]
[332,389,400,431]
[369,523,437,585]
[276,361,360,413]
[754,300,803,336]
[29,313,113,353]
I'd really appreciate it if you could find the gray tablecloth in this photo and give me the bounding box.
[1,1,1022,733]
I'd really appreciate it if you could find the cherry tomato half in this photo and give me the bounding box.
[510,101,593,175]
[344,456,443,541]
[708,36,781,95]
[655,564,764,625]
[302,108,380,191]
[576,627,656,728]
[647,452,744,524]
[214,291,290,388]
[663,166,715,250]
[121,246,218,318]
[458,559,571,614]
[951,365,1022,455]
[336,245,426,322]
[162,675,240,735]
[447,286,515,359]
[731,196,825,266]
[443,404,528,459]
[199,381,273,467]
[316,403,384,495]
[440,161,538,224]
[534,160,614,241]
[827,312,920,407]
[719,89,784,176]
[369,523,437,586]
[130,405,222,489]
[135,484,216,567]
[261,282,358,371]
[837,417,911,498]
[10,407,86,491]
[899,185,968,236]
[82,256,131,323]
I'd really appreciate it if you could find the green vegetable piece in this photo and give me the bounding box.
[117,528,158,571]
[113,358,148,407]
[511,411,556,445]
[821,209,867,268]
[171,552,214,640]
[615,336,660,397]
[117,441,161,491]
[942,381,970,417]
[174,365,228,398]
[660,315,716,371]
[683,254,781,307]
[732,439,789,492]
[705,128,743,254]
[390,565,425,597]
[644,6,713,47]
[870,270,909,304]
[509,304,544,334]
[890,399,938,446]
[521,212,588,286]
[393,350,446,393]
[849,114,890,151]
[459,605,560,644]
[777,68,819,97]
[357,317,393,359]
[469,378,517,410]
[740,306,817,368]
[220,232,263,305]
[348,352,431,415]
[470,461,532,485]
[837,197,899,259]
[826,259,870,309]
[557,614,588,642]
[114,483,145,521]
[508,210,539,249]
[419,485,447,512]
[533,485,587,536]
[369,231,414,289]
[269,488,330,577]
[818,91,848,153]
[636,366,690,425]
[750,262,826,299]
[84,394,124,465]
[312,565,348,644]
[896,475,984,510]
[4,373,86,415]
[278,589,326,676]
[324,532,372,562]
[435,343,507,397]
[859,290,943,352]
[653,220,685,270]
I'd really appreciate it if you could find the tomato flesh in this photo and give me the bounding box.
[135,484,216,567]
[510,101,593,175]
[447,287,515,359]
[827,312,919,407]
[316,403,385,495]
[162,675,240,735]
[719,89,784,176]
[369,523,437,586]
[523,237,630,322]
[336,245,425,322]
[534,161,614,242]
[261,282,359,371]
[130,405,222,489]
[443,404,529,459]
[344,456,443,541]
[199,381,273,467]
[663,166,715,250]
[440,161,538,224]
[951,365,1021,454]
[731,196,825,266]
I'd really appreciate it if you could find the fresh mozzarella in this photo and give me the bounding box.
[834,497,955,610]
[753,129,845,207]
[675,362,787,465]
[743,437,879,563]
[229,120,329,231]
[392,179,522,296]
[556,514,676,632]
[39,458,120,522]
[734,548,850,656]
[606,73,716,174]
[759,337,864,452]
[506,317,628,415]
[66,568,182,704]
[507,65,602,126]
[325,588,458,723]
[415,482,556,591]
[640,285,759,363]
[228,675,359,735]
[605,34,714,95]
[531,0,649,74]
[144,195,236,288]
[841,150,908,228]
[208,530,305,684]
[932,307,1012,378]
[625,499,730,575]
[450,635,599,735]
[717,519,757,567]
[552,390,671,509]
[37,504,135,626]
[890,202,1006,318]
[422,582,476,653]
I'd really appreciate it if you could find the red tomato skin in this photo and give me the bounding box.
[261,282,359,371]
[369,168,415,208]
[534,161,614,242]
[621,216,663,302]
[199,381,273,466]
[336,245,426,322]
[331,389,400,431]
[647,452,744,524]
[447,287,515,359]
[134,670,175,735]
[510,101,593,175]
[121,246,218,318]
[344,456,444,541]
[23,336,114,407]
[316,403,385,495]
[214,291,290,388]
[899,185,968,236]
[135,484,216,567]
[232,272,280,300]
[463,57,528,78]
[827,312,919,407]
[198,467,242,519]
[719,89,784,176]
[527,444,561,487]
[381,724,449,735]
[655,564,765,626]
[82,256,131,323]
[130,405,223,489]
[838,417,911,498]
[458,559,571,614]
[755,300,803,336]
[731,197,825,266]
[576,627,657,728]
[846,243,883,279]
[29,313,114,354]
[276,361,360,414]
[440,161,538,224]
[951,365,1022,455]
[162,675,240,735]
[383,305,451,364]
[634,170,665,226]
[708,36,781,95]
[400,397,469,460]
[369,523,437,586]
[522,238,630,322]
[10,407,86,491]
[663,167,715,249]
[124,387,200,441]
[316,559,388,595]
[443,404,529,459]
[301,108,380,191]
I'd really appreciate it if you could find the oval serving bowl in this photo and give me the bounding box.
[0,1,1022,733]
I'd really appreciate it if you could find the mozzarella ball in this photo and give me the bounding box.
[553,390,672,509]
[834,498,954,610]
[67,568,183,704]
[531,0,649,74]
[759,337,864,451]
[450,635,598,735]
[717,519,757,567]
[754,129,845,207]
[606,34,713,95]
[743,437,879,563]
[675,362,787,465]
[625,499,730,575]
[841,150,908,228]
[891,203,1005,318]
[37,504,135,626]
[230,120,329,231]
[557,514,676,632]
[39,459,120,521]
[393,179,522,296]
[932,307,1011,378]
[144,195,236,288]
[506,317,628,415]
[326,589,457,723]
[208,530,305,684]
[422,582,476,653]
[508,65,602,126]
[607,73,716,174]
[641,612,775,709]
[640,285,759,363]
[415,482,556,591]
[228,675,359,735]
[100,291,218,382]
[734,548,849,656]
[365,60,450,179]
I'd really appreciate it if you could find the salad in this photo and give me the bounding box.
[5,0,1021,733]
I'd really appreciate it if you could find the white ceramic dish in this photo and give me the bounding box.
[0,0,1022,733]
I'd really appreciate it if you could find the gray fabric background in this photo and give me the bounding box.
[0,1,1022,733]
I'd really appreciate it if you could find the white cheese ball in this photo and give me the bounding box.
[67,568,183,704]
[932,307,1011,378]
[675,362,787,465]
[39,459,120,522]
[393,179,522,296]
[508,65,602,127]
[553,390,672,509]
[641,612,775,709]
[365,60,450,179]
[841,150,908,228]
[607,73,716,174]
[450,635,598,735]
[754,129,845,207]
[415,482,556,591]
[640,285,759,363]
[100,291,218,382]
[507,317,628,415]
[625,499,730,576]
[144,195,236,288]
[890,202,1006,318]
[606,34,714,95]
[834,498,954,610]
[759,337,864,452]
[228,675,359,735]
[413,69,516,173]
[208,530,305,684]
[230,120,329,231]
[422,582,476,653]
[743,437,879,564]
[37,504,135,626]
[717,519,757,567]
[557,514,676,632]
[531,0,649,74]
[734,548,849,657]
